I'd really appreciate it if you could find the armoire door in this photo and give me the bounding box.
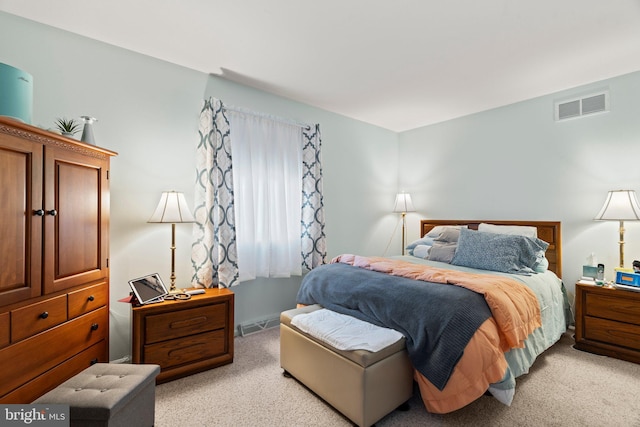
[0,135,43,307]
[42,146,110,293]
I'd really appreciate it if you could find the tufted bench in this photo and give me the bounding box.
[33,363,160,427]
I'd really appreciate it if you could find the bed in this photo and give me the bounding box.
[280,220,570,425]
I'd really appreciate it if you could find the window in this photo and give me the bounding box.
[192,98,325,288]
[228,110,303,281]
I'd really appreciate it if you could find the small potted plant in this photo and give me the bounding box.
[55,118,82,138]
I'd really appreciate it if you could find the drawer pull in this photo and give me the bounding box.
[34,209,45,216]
[47,209,58,216]
[170,316,209,329]
[87,295,95,302]
[90,323,99,331]
[39,312,49,319]
[168,343,204,357]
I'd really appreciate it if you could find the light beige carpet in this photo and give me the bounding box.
[155,327,640,426]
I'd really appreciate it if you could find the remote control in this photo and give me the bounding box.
[185,289,206,295]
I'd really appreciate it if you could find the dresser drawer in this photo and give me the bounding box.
[0,312,9,349]
[585,292,640,325]
[144,329,227,369]
[0,340,107,404]
[0,306,107,398]
[68,282,108,318]
[145,303,228,344]
[584,316,640,351]
[11,295,68,342]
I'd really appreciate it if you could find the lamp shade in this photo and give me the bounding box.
[393,192,415,213]
[148,191,195,223]
[594,190,640,221]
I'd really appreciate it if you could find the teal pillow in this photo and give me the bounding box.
[406,236,435,256]
[534,255,549,273]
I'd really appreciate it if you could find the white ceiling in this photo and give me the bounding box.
[2,0,640,131]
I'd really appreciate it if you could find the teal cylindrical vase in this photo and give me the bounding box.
[0,63,33,124]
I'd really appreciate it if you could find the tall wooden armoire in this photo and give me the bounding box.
[0,117,116,403]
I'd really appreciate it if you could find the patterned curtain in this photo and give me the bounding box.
[191,99,326,287]
[191,98,239,288]
[301,124,327,269]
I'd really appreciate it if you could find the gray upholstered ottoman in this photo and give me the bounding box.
[33,363,160,427]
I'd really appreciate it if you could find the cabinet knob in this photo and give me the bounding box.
[34,209,45,216]
[47,209,58,216]
[87,295,95,302]
[90,323,99,331]
[39,312,49,319]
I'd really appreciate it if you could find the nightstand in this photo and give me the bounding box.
[574,282,640,364]
[131,288,234,383]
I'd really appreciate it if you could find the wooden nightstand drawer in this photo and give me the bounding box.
[144,329,227,369]
[68,282,108,318]
[145,302,227,344]
[584,316,640,351]
[585,292,640,326]
[11,295,67,342]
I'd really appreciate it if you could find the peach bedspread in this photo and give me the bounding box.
[332,254,542,413]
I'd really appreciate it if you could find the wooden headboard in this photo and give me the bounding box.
[420,220,562,278]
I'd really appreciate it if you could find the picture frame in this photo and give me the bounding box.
[128,273,168,304]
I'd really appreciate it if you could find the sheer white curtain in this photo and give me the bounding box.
[228,110,303,281]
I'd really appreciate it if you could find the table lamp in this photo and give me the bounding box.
[393,192,415,255]
[594,189,640,268]
[148,191,195,293]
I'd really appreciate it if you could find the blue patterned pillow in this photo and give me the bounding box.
[451,228,549,275]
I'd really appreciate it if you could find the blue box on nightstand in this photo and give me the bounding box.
[615,271,640,287]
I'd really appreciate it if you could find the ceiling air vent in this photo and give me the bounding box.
[555,90,609,121]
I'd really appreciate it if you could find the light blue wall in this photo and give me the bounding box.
[0,12,399,360]
[398,71,640,299]
[6,9,639,360]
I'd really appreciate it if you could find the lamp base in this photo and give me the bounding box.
[167,285,185,295]
[401,212,407,255]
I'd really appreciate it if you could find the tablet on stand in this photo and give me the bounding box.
[128,273,169,304]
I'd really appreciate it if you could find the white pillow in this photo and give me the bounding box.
[478,223,537,238]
